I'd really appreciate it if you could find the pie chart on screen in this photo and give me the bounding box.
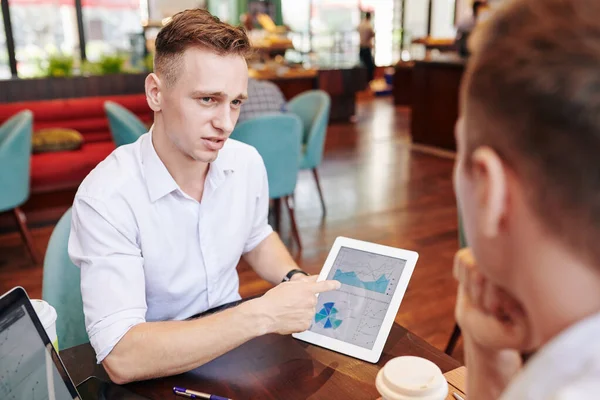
[315,302,343,329]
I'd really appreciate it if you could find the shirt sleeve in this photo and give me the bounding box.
[68,195,147,363]
[243,151,274,253]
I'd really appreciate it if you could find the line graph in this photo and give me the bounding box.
[329,247,406,296]
[333,269,389,293]
[349,298,389,348]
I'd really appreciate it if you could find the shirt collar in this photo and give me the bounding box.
[141,131,236,203]
[141,131,179,203]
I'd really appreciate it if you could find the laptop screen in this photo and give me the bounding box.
[0,289,80,400]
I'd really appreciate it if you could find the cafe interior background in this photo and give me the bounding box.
[0,0,506,364]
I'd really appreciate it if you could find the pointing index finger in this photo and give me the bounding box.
[310,279,341,293]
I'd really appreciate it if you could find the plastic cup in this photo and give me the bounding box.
[376,356,448,400]
[31,299,59,352]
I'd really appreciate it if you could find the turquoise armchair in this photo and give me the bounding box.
[231,114,303,249]
[42,208,88,350]
[287,90,331,216]
[104,101,148,147]
[0,110,39,263]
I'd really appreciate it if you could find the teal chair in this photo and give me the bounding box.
[42,208,88,350]
[0,110,39,264]
[288,90,331,216]
[104,101,148,147]
[231,114,303,249]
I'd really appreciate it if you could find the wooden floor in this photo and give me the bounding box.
[0,95,463,360]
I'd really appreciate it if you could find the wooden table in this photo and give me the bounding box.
[61,323,460,400]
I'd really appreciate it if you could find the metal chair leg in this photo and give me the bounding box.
[273,198,282,232]
[312,168,327,217]
[444,323,462,356]
[13,207,40,264]
[284,196,302,251]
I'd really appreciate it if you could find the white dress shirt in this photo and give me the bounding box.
[68,132,273,363]
[500,312,600,399]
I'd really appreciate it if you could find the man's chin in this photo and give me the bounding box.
[190,150,219,163]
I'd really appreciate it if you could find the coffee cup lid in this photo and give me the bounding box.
[31,299,57,329]
[376,356,447,399]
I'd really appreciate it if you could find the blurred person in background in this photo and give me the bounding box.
[358,11,376,83]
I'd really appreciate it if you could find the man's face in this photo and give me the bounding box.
[159,47,248,163]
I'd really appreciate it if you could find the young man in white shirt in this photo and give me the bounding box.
[68,9,340,384]
[453,0,600,398]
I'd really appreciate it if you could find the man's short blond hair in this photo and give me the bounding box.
[154,9,252,86]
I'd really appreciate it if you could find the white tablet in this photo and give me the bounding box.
[292,237,418,363]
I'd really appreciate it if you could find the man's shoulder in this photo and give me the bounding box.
[76,137,145,203]
[221,138,262,164]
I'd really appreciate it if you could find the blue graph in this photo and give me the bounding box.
[333,269,390,294]
[315,302,343,329]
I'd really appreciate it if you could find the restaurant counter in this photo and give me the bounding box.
[393,52,466,151]
[249,65,368,123]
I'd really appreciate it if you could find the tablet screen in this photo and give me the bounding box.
[309,246,407,350]
[0,304,78,400]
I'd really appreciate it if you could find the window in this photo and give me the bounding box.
[402,0,429,59]
[310,0,360,66]
[0,7,10,79]
[403,0,429,42]
[431,0,456,38]
[361,0,401,66]
[9,0,79,78]
[82,0,143,62]
[282,0,309,33]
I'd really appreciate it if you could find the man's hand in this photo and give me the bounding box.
[453,248,530,351]
[454,248,527,399]
[251,276,341,335]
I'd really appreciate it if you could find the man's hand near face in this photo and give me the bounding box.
[453,248,530,400]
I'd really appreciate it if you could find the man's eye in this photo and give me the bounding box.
[232,99,242,106]
[200,97,214,104]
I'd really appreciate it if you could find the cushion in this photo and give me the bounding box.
[32,128,84,153]
[31,141,115,192]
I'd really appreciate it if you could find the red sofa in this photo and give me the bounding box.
[0,94,152,193]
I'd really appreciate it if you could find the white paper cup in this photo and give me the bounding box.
[31,299,59,352]
[376,356,448,400]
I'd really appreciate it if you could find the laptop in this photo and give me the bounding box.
[0,286,148,400]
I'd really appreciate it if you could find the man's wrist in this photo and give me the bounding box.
[282,269,309,282]
[289,271,309,281]
[464,335,522,393]
[237,298,272,336]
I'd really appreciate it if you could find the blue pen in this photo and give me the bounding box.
[173,386,231,400]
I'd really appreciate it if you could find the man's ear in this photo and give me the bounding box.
[471,146,508,238]
[145,73,162,112]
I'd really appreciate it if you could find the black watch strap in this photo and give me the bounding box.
[282,269,309,282]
